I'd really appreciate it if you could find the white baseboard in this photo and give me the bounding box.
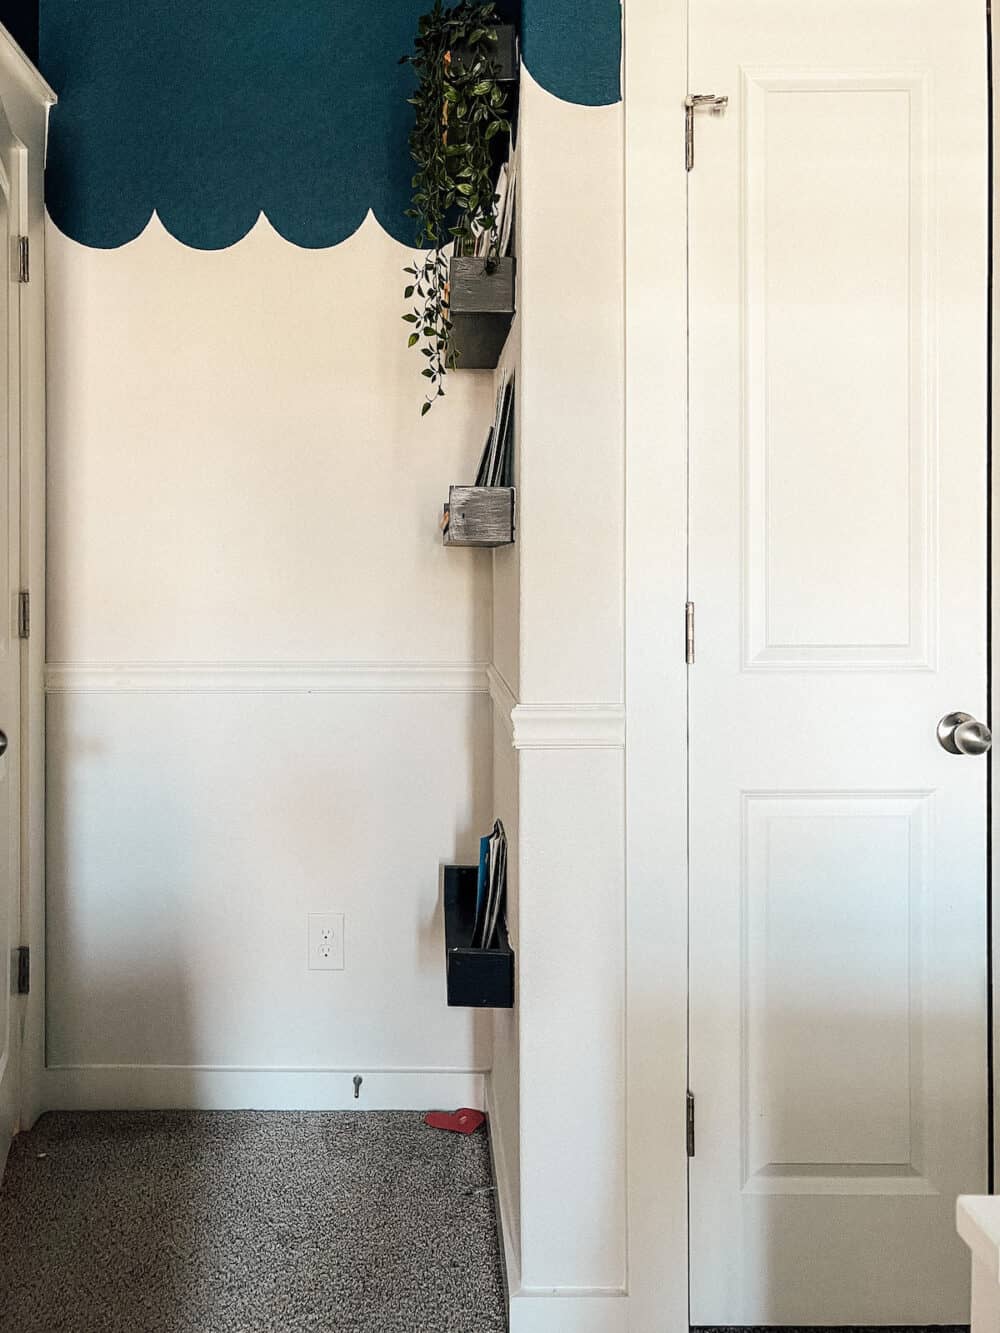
[508,1292,629,1333]
[485,1078,628,1333]
[485,1072,522,1287]
[34,1066,485,1116]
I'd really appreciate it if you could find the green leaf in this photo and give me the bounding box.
[402,313,418,324]
[422,401,433,416]
[422,368,435,378]
[408,332,419,348]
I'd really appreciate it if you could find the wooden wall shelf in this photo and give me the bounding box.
[449,256,515,371]
[442,485,515,547]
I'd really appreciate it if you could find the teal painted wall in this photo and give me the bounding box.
[39,1,621,250]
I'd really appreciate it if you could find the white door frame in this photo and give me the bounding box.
[624,2,995,1330]
[624,3,690,1331]
[0,39,58,1138]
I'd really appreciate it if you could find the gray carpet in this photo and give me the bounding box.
[0,1110,508,1333]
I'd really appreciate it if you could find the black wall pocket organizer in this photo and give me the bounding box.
[444,864,515,1008]
[453,23,519,82]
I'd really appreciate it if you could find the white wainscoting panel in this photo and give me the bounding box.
[45,684,492,1077]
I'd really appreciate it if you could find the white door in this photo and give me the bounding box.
[0,95,23,1169]
[688,1,989,1324]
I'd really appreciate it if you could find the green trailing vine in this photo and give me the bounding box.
[401,0,511,414]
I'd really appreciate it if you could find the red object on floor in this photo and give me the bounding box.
[424,1107,485,1135]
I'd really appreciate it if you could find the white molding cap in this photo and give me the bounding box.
[512,703,625,749]
[487,664,625,749]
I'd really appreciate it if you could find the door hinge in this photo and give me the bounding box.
[15,235,29,284]
[685,600,695,664]
[687,1090,696,1157]
[17,590,29,640]
[16,946,29,995]
[685,93,729,172]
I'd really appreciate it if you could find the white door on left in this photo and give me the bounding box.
[0,91,25,1170]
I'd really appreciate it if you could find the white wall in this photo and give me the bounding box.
[42,211,498,1106]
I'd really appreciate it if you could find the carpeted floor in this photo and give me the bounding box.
[0,1110,508,1333]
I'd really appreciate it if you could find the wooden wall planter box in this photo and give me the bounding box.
[444,864,515,1009]
[443,485,515,547]
[452,24,519,82]
[449,256,515,370]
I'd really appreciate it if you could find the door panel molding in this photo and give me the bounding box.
[739,790,934,1197]
[741,67,937,672]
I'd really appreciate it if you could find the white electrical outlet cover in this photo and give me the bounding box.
[308,913,345,971]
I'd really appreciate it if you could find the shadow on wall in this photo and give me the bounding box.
[44,714,198,1069]
[37,0,620,250]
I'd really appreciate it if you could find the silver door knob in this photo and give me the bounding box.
[0,731,7,757]
[937,712,992,755]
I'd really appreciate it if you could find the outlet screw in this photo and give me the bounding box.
[353,1075,363,1100]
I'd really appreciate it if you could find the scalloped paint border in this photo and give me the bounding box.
[40,0,621,251]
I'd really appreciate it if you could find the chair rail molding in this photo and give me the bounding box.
[486,664,625,750]
[44,661,490,695]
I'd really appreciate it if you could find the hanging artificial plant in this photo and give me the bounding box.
[401,0,511,414]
